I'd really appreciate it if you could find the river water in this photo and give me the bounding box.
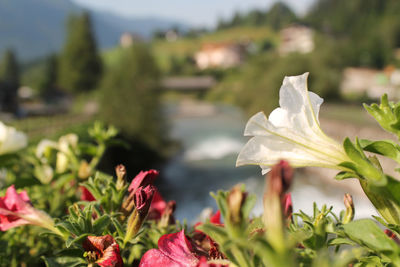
[160,100,377,223]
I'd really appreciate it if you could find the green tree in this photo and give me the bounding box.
[38,54,58,100]
[0,49,19,113]
[99,44,166,171]
[265,2,297,30]
[59,11,102,93]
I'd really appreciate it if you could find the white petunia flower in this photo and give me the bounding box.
[0,122,27,155]
[236,73,350,174]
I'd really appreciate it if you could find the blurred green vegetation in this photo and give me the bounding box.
[58,11,103,93]
[98,43,168,173]
[207,34,342,115]
[101,26,277,75]
[15,0,400,152]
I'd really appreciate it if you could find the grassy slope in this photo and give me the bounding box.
[103,26,278,72]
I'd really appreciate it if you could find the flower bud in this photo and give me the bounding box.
[263,161,293,252]
[124,185,155,244]
[128,170,159,194]
[342,193,354,224]
[384,229,400,246]
[268,160,293,197]
[227,185,247,225]
[115,164,126,190]
[120,191,135,221]
[282,193,293,225]
[78,160,91,179]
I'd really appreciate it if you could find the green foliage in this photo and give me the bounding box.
[0,49,19,85]
[58,12,102,93]
[217,2,297,30]
[306,0,400,68]
[209,48,341,115]
[99,43,165,150]
[0,49,19,113]
[364,94,400,140]
[38,54,59,99]
[342,219,400,265]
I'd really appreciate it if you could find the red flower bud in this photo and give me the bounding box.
[384,229,400,246]
[128,170,158,194]
[80,186,96,202]
[268,160,293,197]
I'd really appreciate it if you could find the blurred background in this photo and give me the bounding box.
[1,0,400,221]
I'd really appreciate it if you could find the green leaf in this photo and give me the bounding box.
[364,95,400,139]
[93,215,111,234]
[334,171,357,180]
[242,193,256,220]
[111,217,125,237]
[342,219,400,263]
[197,223,228,244]
[342,138,386,186]
[343,138,366,163]
[42,256,86,267]
[66,233,90,248]
[327,237,357,246]
[360,139,400,164]
[54,174,75,189]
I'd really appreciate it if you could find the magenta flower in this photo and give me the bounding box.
[0,185,31,230]
[128,169,159,193]
[0,185,60,234]
[80,186,96,201]
[196,257,229,267]
[194,210,222,234]
[282,193,293,222]
[83,235,123,267]
[139,230,202,267]
[148,189,166,220]
[148,189,176,224]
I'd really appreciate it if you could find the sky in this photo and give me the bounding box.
[71,0,316,27]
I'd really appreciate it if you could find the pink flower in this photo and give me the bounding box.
[0,185,59,234]
[128,170,159,193]
[196,257,228,267]
[83,235,123,267]
[0,185,31,230]
[282,193,293,222]
[193,210,225,260]
[80,186,96,201]
[148,189,176,223]
[194,210,222,233]
[139,230,202,267]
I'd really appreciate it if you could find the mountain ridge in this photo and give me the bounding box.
[0,0,187,61]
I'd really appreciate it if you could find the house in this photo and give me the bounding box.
[194,42,246,70]
[279,25,314,55]
[341,67,400,100]
[119,32,142,48]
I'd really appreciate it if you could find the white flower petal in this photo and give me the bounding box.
[236,136,337,168]
[36,140,58,158]
[0,122,27,155]
[237,73,348,174]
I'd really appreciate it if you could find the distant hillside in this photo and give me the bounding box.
[0,0,186,60]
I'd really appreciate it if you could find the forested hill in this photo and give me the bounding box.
[0,0,186,60]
